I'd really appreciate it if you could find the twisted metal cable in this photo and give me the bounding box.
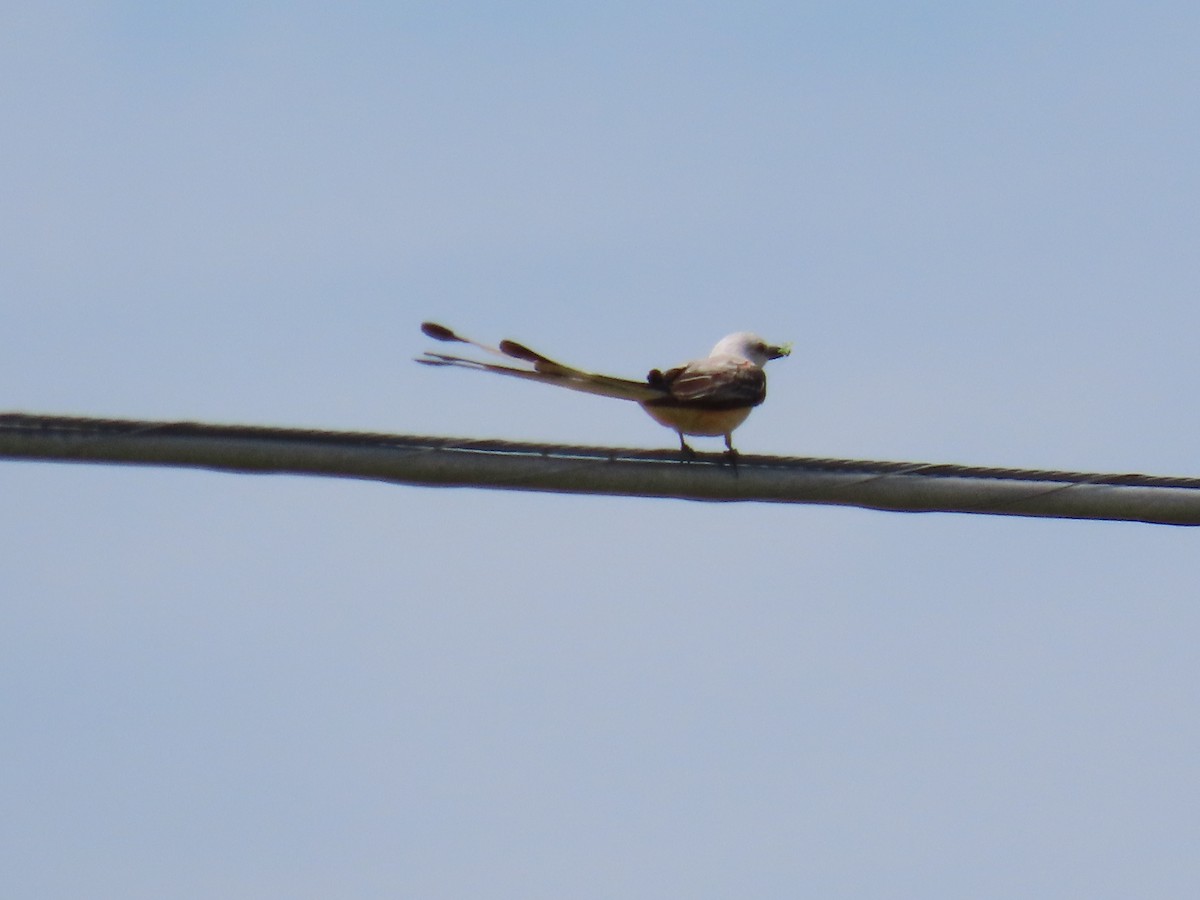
[2,412,1198,525]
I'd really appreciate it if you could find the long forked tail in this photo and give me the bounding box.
[417,322,664,403]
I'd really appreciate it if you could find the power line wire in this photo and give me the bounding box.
[2,412,1198,526]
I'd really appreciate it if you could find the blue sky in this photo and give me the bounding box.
[3,4,1200,897]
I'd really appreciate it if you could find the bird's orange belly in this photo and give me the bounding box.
[639,404,753,437]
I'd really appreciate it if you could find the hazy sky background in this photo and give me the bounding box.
[3,4,1199,897]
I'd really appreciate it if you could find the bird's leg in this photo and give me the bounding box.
[723,434,740,467]
[678,433,696,461]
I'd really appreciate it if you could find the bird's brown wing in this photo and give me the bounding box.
[654,358,767,409]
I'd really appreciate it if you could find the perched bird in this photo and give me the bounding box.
[417,322,790,456]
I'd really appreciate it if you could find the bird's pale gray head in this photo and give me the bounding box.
[710,332,792,366]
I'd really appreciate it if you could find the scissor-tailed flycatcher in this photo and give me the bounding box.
[417,322,790,455]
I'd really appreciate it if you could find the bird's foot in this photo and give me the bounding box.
[723,436,740,470]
